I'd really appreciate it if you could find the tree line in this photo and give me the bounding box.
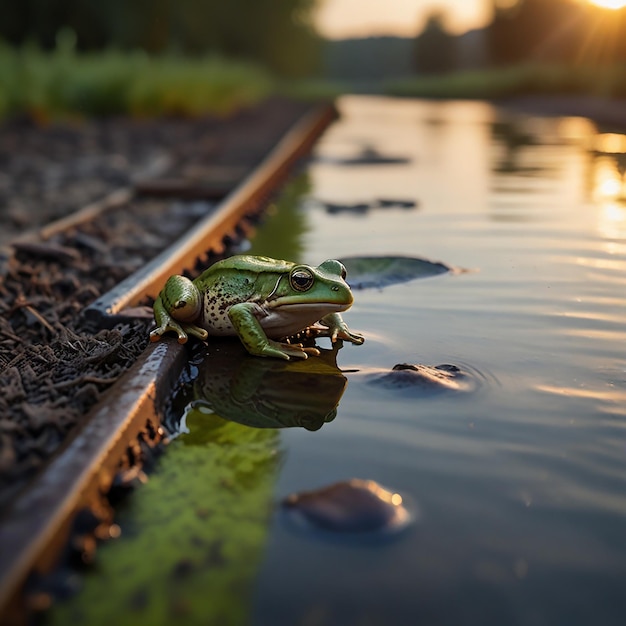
[2,0,626,78]
[0,0,320,76]
[417,0,626,74]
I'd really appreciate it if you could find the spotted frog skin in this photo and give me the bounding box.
[150,255,364,360]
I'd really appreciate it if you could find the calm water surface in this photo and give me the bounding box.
[56,96,626,626]
[253,96,626,626]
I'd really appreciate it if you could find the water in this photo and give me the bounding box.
[251,97,626,626]
[53,96,626,626]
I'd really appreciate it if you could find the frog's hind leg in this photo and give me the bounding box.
[228,302,319,360]
[150,294,208,343]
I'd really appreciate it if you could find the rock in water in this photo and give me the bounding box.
[365,363,476,396]
[282,478,414,535]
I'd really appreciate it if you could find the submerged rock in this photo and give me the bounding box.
[364,363,475,395]
[282,478,414,535]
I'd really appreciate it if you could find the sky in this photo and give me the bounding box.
[314,0,493,39]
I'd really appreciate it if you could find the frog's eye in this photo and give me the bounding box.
[339,263,347,281]
[290,268,315,292]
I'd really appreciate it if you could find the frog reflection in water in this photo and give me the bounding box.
[150,255,364,360]
[168,342,348,434]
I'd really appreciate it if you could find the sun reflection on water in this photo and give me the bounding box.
[597,201,626,241]
[594,132,626,154]
[592,156,625,202]
[588,136,626,243]
[536,383,626,416]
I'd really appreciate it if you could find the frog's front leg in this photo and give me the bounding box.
[228,302,319,360]
[150,276,208,344]
[319,312,365,345]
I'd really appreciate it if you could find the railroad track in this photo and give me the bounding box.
[0,101,337,624]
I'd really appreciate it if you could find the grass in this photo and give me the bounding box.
[0,37,274,121]
[278,77,349,101]
[385,63,626,100]
[2,37,626,122]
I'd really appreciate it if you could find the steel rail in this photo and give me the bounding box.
[0,102,337,624]
[0,341,186,623]
[84,103,338,326]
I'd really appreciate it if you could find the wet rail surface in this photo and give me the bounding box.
[0,102,337,624]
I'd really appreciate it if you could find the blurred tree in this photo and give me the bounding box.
[487,0,626,67]
[413,11,458,75]
[0,0,321,76]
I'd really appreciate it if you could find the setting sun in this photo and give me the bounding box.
[588,0,626,9]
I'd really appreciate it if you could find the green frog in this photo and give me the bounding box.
[150,255,364,360]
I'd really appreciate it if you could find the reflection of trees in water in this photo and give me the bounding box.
[587,149,626,204]
[245,173,311,263]
[579,131,626,205]
[488,113,626,225]
[51,407,283,626]
[490,118,549,176]
[492,120,536,175]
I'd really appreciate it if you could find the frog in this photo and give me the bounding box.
[149,255,365,360]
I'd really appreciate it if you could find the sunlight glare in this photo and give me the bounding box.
[588,0,626,9]
[594,133,626,154]
[558,117,596,142]
[597,201,626,241]
[593,157,625,201]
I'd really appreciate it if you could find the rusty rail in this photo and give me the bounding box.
[0,341,186,623]
[0,102,337,624]
[84,103,338,325]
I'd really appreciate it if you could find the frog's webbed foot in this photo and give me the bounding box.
[150,320,209,344]
[331,327,365,345]
[182,324,209,341]
[319,313,365,345]
[260,339,320,361]
[150,320,187,343]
